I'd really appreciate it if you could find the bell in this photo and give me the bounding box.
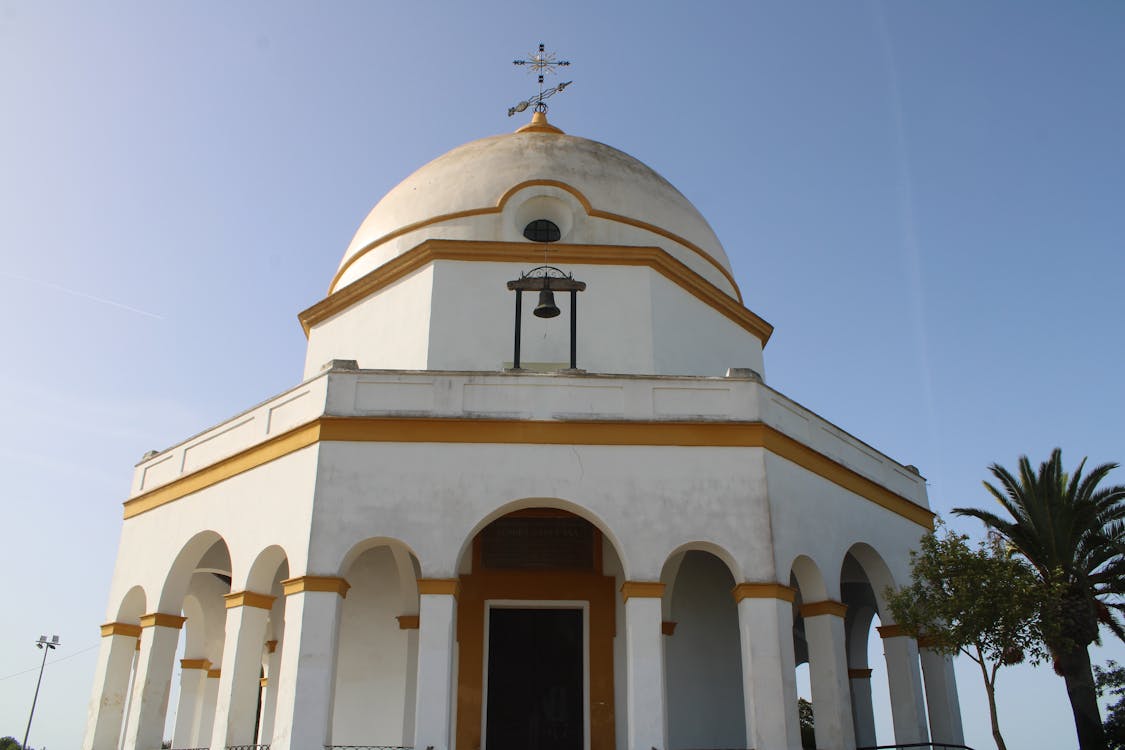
[533,288,561,318]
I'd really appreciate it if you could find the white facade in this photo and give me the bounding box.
[85,112,962,750]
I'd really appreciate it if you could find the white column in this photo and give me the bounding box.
[847,669,877,749]
[172,660,209,748]
[83,624,141,750]
[413,580,459,750]
[122,613,185,750]
[621,583,667,750]
[800,603,856,750]
[210,592,275,748]
[920,647,965,745]
[258,640,282,745]
[401,622,420,746]
[194,671,220,747]
[734,585,802,750]
[270,576,349,750]
[879,627,929,744]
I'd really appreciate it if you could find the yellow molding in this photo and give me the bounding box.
[418,578,460,597]
[848,668,873,679]
[620,581,665,601]
[136,640,141,651]
[397,614,420,630]
[180,658,211,670]
[266,640,278,653]
[304,239,767,344]
[799,600,848,618]
[877,624,907,639]
[327,180,744,303]
[732,582,797,603]
[123,422,322,519]
[207,668,221,678]
[100,622,142,638]
[259,677,269,687]
[661,621,677,636]
[140,613,186,630]
[122,417,935,530]
[282,576,350,598]
[224,591,277,610]
[916,634,939,649]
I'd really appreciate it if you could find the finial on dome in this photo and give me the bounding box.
[508,43,572,121]
[516,110,565,134]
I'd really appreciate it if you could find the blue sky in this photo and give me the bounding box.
[1,3,1123,749]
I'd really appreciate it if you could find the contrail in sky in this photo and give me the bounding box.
[867,0,943,482]
[1,270,165,320]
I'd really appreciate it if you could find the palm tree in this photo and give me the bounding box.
[954,448,1125,750]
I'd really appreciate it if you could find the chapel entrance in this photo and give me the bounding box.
[486,607,584,750]
[456,508,618,750]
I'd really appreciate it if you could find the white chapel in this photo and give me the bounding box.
[84,108,965,750]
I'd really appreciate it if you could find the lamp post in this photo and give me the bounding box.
[22,634,60,750]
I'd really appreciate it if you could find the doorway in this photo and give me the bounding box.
[485,607,584,750]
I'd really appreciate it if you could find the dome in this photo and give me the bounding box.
[329,114,740,298]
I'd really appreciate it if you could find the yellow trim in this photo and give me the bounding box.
[515,111,564,134]
[224,591,277,610]
[916,634,939,649]
[305,239,768,344]
[123,417,935,529]
[848,668,873,679]
[124,422,322,519]
[732,583,797,603]
[180,658,211,670]
[266,639,278,653]
[799,600,848,618]
[418,578,460,597]
[328,181,744,303]
[620,581,665,601]
[877,624,907,639]
[397,615,420,630]
[661,621,677,636]
[259,677,269,687]
[282,576,350,598]
[140,613,186,630]
[100,622,142,638]
[207,668,221,678]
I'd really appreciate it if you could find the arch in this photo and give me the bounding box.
[842,543,898,618]
[181,594,208,657]
[789,554,829,603]
[245,544,290,594]
[337,537,421,615]
[158,530,229,612]
[116,585,147,623]
[452,496,629,579]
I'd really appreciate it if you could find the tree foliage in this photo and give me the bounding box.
[954,448,1125,750]
[887,522,1044,750]
[1095,660,1125,750]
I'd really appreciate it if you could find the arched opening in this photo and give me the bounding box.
[331,539,421,746]
[662,548,744,749]
[453,505,624,750]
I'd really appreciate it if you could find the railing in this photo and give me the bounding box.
[226,745,270,750]
[857,743,975,750]
[324,747,415,750]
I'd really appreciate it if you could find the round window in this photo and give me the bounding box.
[523,219,561,243]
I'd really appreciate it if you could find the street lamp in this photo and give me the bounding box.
[22,634,60,750]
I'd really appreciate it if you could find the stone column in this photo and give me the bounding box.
[621,582,668,750]
[398,616,420,746]
[847,669,877,748]
[920,645,965,745]
[799,601,856,750]
[733,584,802,750]
[210,591,276,748]
[195,669,221,747]
[172,659,210,749]
[83,622,141,750]
[258,639,281,745]
[878,625,929,744]
[122,613,185,750]
[270,576,349,750]
[413,580,459,750]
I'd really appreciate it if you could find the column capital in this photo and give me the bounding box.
[224,590,277,609]
[661,621,677,636]
[281,575,350,598]
[397,614,421,630]
[877,623,910,639]
[140,612,187,629]
[181,658,212,670]
[207,668,221,678]
[848,667,873,679]
[620,581,665,601]
[732,582,796,603]
[265,639,278,653]
[100,621,142,638]
[799,600,848,618]
[418,578,460,598]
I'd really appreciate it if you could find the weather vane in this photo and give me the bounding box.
[508,43,572,117]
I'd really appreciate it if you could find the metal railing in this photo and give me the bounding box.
[226,745,270,750]
[324,747,415,750]
[857,743,974,750]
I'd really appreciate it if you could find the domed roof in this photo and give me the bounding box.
[330,114,739,297]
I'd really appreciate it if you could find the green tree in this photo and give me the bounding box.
[798,697,815,749]
[1094,660,1125,749]
[954,449,1125,750]
[887,523,1044,750]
